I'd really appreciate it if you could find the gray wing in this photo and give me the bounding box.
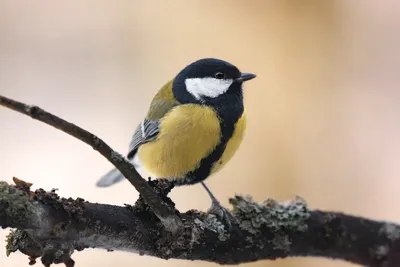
[96,118,160,187]
[127,118,160,159]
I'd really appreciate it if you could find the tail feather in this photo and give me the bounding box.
[96,154,142,187]
[96,168,125,187]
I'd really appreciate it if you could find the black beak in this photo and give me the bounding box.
[236,72,256,82]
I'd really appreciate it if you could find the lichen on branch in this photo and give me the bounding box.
[1,178,400,267]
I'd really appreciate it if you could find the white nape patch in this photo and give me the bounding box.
[185,77,233,100]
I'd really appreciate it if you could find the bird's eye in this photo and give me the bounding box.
[214,72,225,79]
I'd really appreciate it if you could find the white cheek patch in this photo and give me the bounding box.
[185,77,233,100]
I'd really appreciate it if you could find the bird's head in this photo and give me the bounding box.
[172,58,256,105]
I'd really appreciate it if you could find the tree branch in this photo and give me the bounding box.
[1,178,400,267]
[2,94,400,267]
[0,95,182,233]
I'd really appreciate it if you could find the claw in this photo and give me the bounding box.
[201,182,239,231]
[208,200,238,230]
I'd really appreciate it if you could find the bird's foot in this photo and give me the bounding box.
[207,200,239,231]
[200,182,241,235]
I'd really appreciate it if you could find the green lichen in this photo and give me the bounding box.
[0,181,40,228]
[271,234,291,252]
[5,229,42,258]
[194,214,229,241]
[230,195,310,234]
[5,229,24,256]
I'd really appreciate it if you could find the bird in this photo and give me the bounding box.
[96,58,256,228]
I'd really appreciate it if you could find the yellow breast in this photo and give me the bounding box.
[210,110,247,175]
[138,104,221,178]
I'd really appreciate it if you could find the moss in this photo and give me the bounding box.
[230,195,310,234]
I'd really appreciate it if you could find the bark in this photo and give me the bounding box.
[1,179,400,267]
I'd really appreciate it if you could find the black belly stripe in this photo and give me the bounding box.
[173,94,244,186]
[175,122,235,185]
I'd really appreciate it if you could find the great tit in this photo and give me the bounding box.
[96,58,256,227]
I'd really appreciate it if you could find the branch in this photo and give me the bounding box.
[2,95,400,267]
[0,95,182,233]
[1,178,400,267]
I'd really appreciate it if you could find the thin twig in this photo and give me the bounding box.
[0,94,182,233]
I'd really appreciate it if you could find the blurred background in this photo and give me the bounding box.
[1,1,400,267]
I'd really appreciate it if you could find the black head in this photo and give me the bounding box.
[172,58,256,105]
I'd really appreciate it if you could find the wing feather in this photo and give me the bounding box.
[127,119,160,159]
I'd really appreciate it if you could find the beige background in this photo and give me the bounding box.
[1,1,400,267]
